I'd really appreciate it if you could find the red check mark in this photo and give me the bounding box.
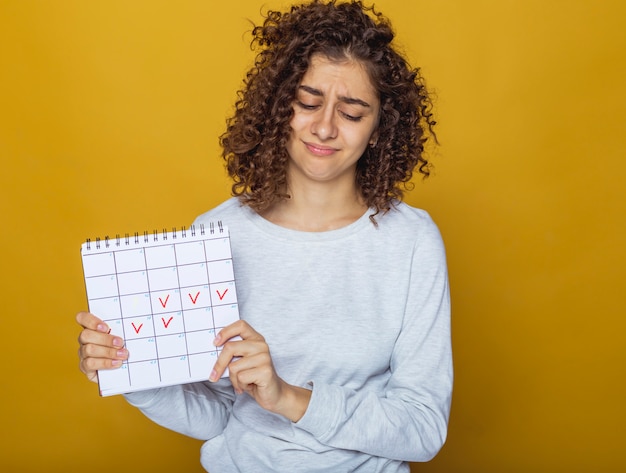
[131,322,143,334]
[216,288,228,300]
[162,316,174,328]
[159,294,170,308]
[189,291,200,304]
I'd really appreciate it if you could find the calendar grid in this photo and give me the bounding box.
[80,224,240,397]
[111,251,131,387]
[172,243,191,381]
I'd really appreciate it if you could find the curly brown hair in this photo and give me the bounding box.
[220,0,437,218]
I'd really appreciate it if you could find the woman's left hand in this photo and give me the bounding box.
[210,320,311,422]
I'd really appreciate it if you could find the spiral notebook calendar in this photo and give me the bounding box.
[80,222,239,397]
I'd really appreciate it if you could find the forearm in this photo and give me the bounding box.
[295,379,451,462]
[124,380,235,440]
[270,381,312,422]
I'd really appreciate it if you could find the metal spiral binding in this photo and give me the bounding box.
[84,220,223,250]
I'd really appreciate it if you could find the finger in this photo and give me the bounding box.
[209,339,246,382]
[76,311,110,334]
[78,334,128,380]
[209,338,266,382]
[78,335,129,382]
[79,350,125,380]
[213,320,263,347]
[79,342,128,364]
[228,352,273,393]
[78,325,125,350]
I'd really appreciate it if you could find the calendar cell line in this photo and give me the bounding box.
[114,248,147,273]
[88,296,122,320]
[144,244,177,269]
[177,262,210,287]
[147,266,180,291]
[181,285,211,310]
[207,259,235,283]
[210,281,237,306]
[183,307,215,332]
[82,252,115,277]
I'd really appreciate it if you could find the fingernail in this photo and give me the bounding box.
[111,359,122,367]
[112,337,124,348]
[97,323,109,333]
[116,349,128,358]
[213,334,222,346]
[209,369,218,382]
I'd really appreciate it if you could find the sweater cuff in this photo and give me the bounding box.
[295,382,342,441]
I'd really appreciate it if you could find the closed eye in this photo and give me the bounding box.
[296,101,318,111]
[341,111,363,122]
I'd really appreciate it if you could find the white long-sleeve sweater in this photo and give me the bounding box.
[125,197,453,472]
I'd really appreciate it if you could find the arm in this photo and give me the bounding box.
[294,228,453,462]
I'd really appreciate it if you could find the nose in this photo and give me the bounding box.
[311,105,337,141]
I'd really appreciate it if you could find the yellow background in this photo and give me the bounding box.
[1,0,624,471]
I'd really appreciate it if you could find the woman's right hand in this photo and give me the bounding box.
[76,311,128,383]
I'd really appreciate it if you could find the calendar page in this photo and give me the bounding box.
[80,223,239,396]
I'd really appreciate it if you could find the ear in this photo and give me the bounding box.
[369,132,379,147]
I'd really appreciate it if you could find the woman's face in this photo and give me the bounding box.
[285,54,380,190]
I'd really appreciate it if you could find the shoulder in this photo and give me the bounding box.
[385,201,436,224]
[192,197,247,226]
[378,202,443,242]
[192,198,264,248]
[380,204,449,283]
[370,202,447,266]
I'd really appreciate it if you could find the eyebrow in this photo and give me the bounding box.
[298,85,371,108]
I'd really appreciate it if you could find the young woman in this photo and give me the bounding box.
[77,1,452,471]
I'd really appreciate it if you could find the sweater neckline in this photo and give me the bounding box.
[240,204,375,242]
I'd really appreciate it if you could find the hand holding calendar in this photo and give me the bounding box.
[77,311,130,383]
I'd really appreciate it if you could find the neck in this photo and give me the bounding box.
[261,176,367,232]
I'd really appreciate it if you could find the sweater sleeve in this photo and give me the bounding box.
[295,224,453,462]
[124,379,236,440]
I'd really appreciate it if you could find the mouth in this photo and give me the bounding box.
[304,141,338,156]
